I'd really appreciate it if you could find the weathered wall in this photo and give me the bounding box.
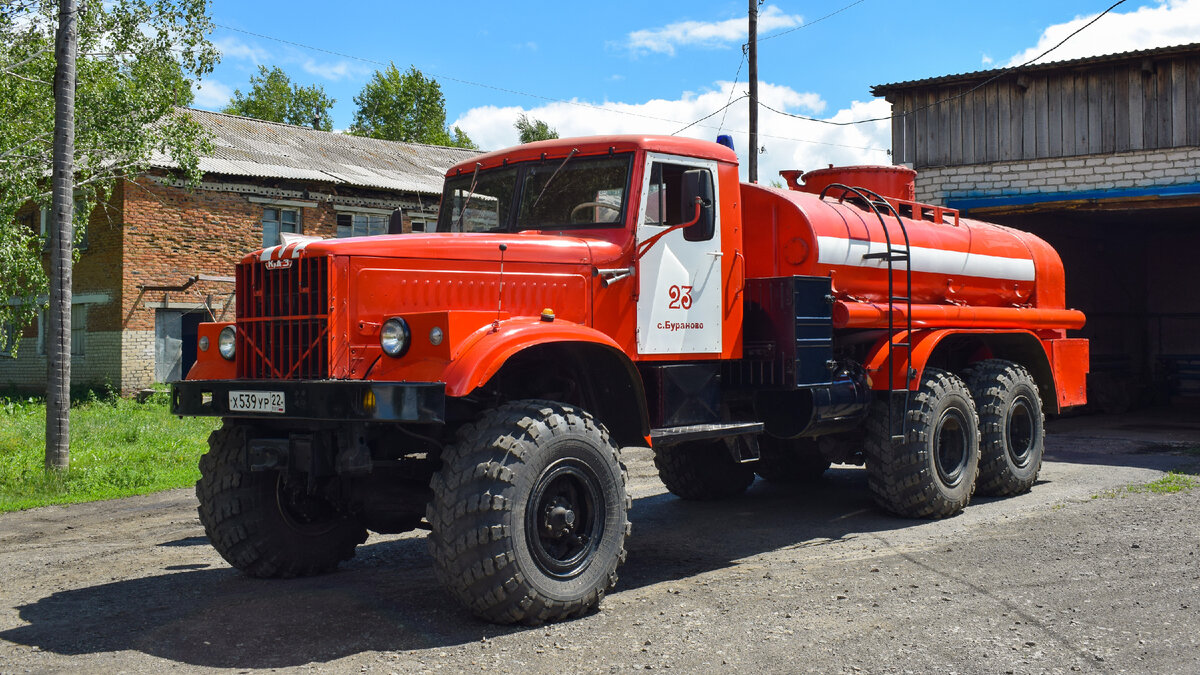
[885,50,1200,169]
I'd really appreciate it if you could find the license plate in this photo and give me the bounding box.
[228,390,286,414]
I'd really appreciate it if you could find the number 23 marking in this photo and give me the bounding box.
[667,284,693,310]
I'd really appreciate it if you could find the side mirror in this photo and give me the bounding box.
[680,169,715,242]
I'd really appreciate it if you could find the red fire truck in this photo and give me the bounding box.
[172,135,1088,625]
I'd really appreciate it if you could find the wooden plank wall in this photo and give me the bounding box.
[890,54,1200,168]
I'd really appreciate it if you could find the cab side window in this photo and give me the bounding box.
[644,162,715,242]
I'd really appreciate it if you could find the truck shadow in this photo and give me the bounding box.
[5,437,1185,670]
[1,468,914,669]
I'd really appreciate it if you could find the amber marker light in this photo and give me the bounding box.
[540,308,555,322]
[362,389,376,414]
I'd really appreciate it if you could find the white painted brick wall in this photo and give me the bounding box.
[914,146,1200,205]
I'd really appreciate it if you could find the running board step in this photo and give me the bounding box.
[649,422,764,448]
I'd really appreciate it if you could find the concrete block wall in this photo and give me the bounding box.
[913,146,1200,205]
[122,330,156,392]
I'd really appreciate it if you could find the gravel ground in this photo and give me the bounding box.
[1,412,1198,674]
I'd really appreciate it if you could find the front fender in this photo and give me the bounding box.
[441,317,626,397]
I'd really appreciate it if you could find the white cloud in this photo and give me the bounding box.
[213,35,270,65]
[625,5,803,56]
[300,58,369,82]
[1004,0,1200,67]
[450,80,889,183]
[192,78,233,109]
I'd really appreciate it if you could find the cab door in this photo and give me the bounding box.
[635,153,722,355]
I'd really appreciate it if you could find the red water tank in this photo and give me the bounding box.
[741,168,1083,331]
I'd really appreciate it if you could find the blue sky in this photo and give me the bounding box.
[195,0,1200,181]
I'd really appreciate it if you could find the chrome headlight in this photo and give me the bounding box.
[217,326,236,361]
[380,317,411,357]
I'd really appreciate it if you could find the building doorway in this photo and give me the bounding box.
[156,309,207,382]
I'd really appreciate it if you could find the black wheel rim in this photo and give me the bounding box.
[275,475,342,536]
[1006,395,1036,468]
[525,456,605,579]
[934,408,970,488]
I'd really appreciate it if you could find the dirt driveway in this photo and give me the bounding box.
[2,412,1198,674]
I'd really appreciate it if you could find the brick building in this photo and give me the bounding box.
[0,108,478,394]
[872,43,1200,408]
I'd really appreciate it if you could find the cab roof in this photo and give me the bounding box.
[445,135,739,177]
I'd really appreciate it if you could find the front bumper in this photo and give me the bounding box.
[171,380,446,423]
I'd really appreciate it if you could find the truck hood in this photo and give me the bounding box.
[248,232,618,267]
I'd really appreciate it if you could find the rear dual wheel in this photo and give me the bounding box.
[963,360,1045,497]
[865,369,980,519]
[754,435,830,484]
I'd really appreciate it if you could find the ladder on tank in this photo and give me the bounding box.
[819,184,914,443]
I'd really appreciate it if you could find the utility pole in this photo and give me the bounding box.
[47,0,78,471]
[748,0,758,184]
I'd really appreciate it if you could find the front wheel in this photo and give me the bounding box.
[427,400,630,625]
[865,369,980,519]
[196,423,367,578]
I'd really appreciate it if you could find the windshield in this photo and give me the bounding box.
[438,153,632,233]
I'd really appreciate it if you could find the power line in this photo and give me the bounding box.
[757,0,867,43]
[717,50,747,134]
[756,0,1130,127]
[213,23,689,127]
[210,21,884,152]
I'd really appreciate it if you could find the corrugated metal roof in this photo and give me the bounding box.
[872,42,1200,96]
[151,108,481,195]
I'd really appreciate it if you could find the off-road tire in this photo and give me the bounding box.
[426,400,630,625]
[653,439,755,500]
[963,359,1045,497]
[196,423,367,578]
[865,369,980,519]
[754,435,831,483]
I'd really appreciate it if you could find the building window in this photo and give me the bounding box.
[40,199,89,251]
[410,219,428,233]
[37,305,87,357]
[262,208,300,247]
[336,212,389,238]
[0,322,16,358]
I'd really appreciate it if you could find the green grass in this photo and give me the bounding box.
[1094,471,1199,500]
[0,391,220,512]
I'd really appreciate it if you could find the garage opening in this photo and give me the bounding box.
[971,199,1200,412]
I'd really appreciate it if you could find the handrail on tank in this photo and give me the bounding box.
[818,182,915,442]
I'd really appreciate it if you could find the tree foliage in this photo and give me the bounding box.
[223,65,335,130]
[0,0,217,350]
[349,64,476,149]
[515,114,558,143]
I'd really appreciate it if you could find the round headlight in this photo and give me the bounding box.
[199,336,210,352]
[217,326,236,361]
[429,326,444,346]
[380,317,411,357]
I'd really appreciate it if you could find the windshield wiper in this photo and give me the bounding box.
[529,148,578,211]
[456,162,482,231]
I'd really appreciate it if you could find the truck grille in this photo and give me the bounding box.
[236,256,329,379]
